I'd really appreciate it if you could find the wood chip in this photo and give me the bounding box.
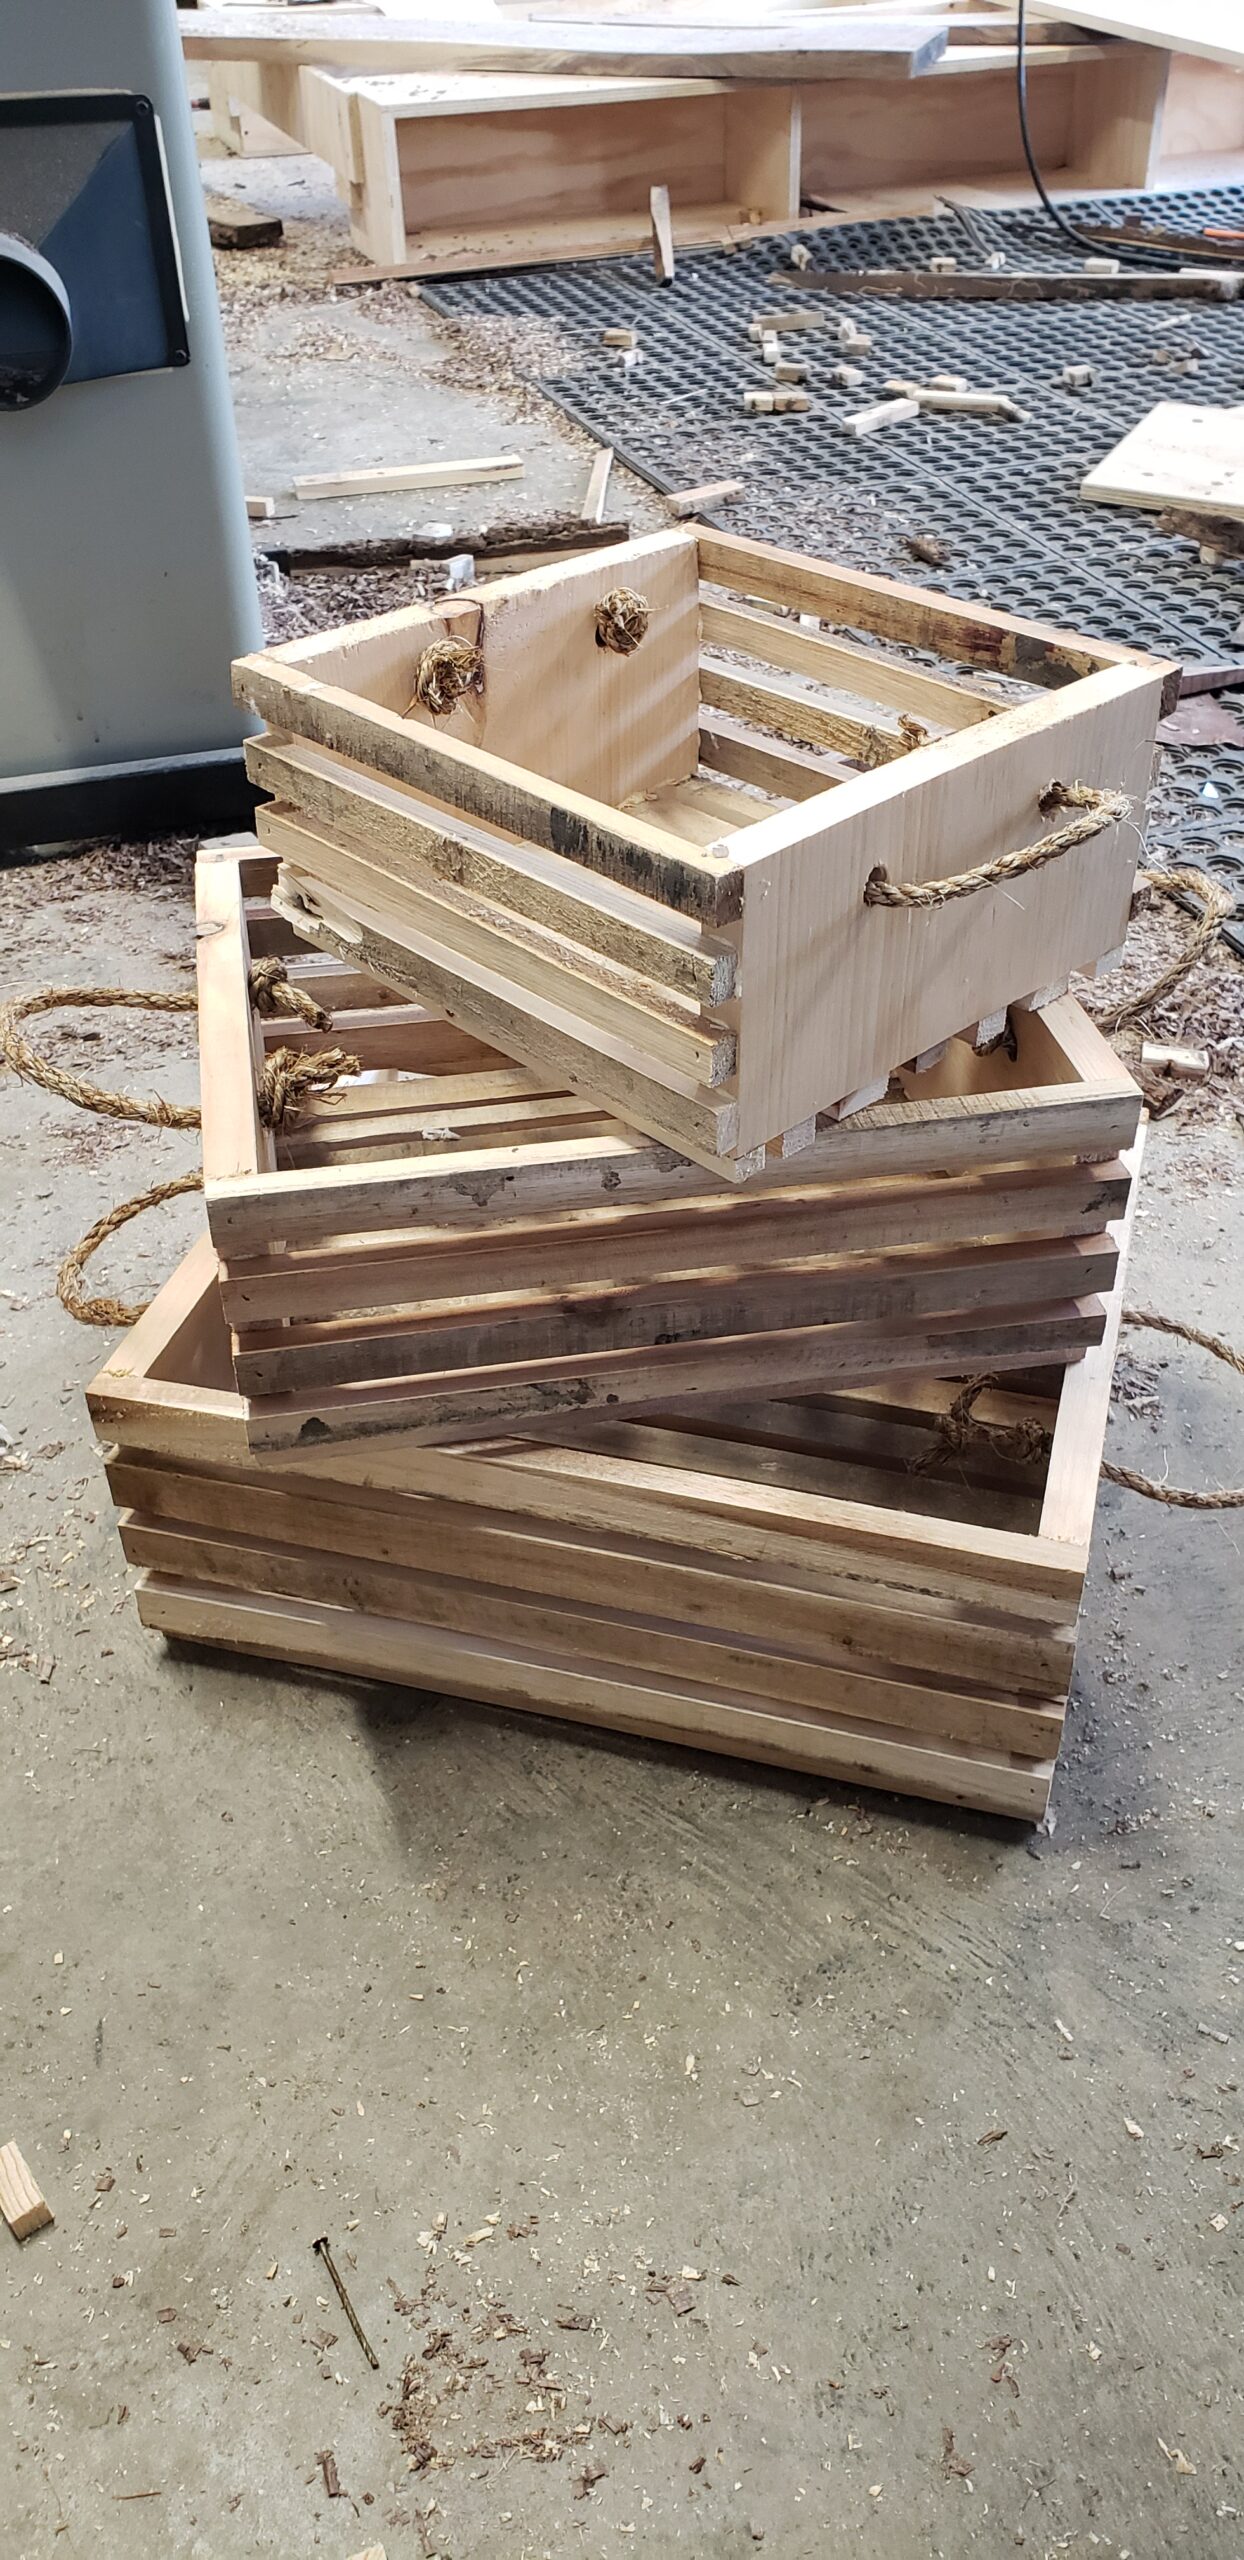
[0,2142,53,2241]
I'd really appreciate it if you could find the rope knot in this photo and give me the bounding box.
[909,1377,1053,1477]
[248,955,331,1031]
[257,1045,360,1130]
[594,587,650,654]
[407,637,484,720]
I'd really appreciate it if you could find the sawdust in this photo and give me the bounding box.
[1076,888,1244,1129]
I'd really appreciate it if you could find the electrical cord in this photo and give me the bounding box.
[1014,0,1175,268]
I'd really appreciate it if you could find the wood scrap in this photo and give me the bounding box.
[667,480,743,518]
[260,519,631,575]
[245,494,276,522]
[650,185,675,285]
[1140,1040,1210,1079]
[583,448,614,526]
[1159,509,1244,561]
[0,2143,53,2241]
[884,378,1025,419]
[204,191,283,249]
[839,396,920,436]
[292,455,524,501]
[774,269,1244,304]
[743,388,810,413]
[601,328,637,350]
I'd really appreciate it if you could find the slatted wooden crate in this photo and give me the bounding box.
[198,847,1140,1452]
[233,529,1173,1178]
[86,1142,1140,1821]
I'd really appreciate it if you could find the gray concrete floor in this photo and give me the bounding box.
[2,149,1243,2560]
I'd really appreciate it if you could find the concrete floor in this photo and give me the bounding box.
[2,150,1243,2560]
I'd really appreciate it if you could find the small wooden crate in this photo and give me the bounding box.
[234,530,1173,1178]
[87,1143,1140,1822]
[198,847,1140,1452]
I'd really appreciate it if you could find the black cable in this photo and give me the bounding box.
[1014,0,1175,268]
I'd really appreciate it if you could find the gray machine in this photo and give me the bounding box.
[0,0,262,853]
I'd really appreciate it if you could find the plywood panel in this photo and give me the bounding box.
[1080,403,1244,522]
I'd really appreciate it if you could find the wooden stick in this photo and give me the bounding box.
[668,479,744,518]
[0,2144,53,2241]
[583,447,614,525]
[292,455,524,501]
[775,268,1244,305]
[650,184,675,286]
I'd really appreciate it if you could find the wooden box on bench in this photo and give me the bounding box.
[86,1145,1140,1823]
[197,846,1140,1454]
[233,529,1172,1179]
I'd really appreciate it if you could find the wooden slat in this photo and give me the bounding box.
[699,596,998,733]
[177,13,952,81]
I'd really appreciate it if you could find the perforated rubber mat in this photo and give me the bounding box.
[423,187,1244,851]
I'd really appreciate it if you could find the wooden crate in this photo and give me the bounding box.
[199,846,1139,1450]
[87,1135,1140,1822]
[234,528,1172,1177]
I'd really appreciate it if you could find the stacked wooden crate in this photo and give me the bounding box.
[93,526,1166,1816]
[200,842,1139,1451]
[87,1159,1138,1821]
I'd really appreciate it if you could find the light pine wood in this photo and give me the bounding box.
[1028,0,1244,70]
[292,455,523,501]
[177,13,952,80]
[1080,403,1244,522]
[698,596,999,731]
[1040,1131,1145,1547]
[0,2144,53,2241]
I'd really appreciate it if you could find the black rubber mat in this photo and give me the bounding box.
[423,188,1244,850]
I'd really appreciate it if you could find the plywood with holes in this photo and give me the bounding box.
[234,529,1170,1173]
[1080,402,1244,523]
[85,1163,1146,1820]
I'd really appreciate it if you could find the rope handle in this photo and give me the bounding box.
[58,1171,204,1330]
[0,986,201,1129]
[863,780,1131,912]
[1102,1310,1244,1509]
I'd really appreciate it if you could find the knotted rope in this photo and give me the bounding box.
[864,780,1130,910]
[57,1170,204,1329]
[247,955,331,1031]
[1096,865,1235,1032]
[913,1311,1244,1508]
[594,587,650,654]
[407,636,484,719]
[0,986,200,1128]
[256,1044,360,1129]
[909,1377,1052,1476]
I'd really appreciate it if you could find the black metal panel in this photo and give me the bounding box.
[0,92,190,385]
[0,749,258,862]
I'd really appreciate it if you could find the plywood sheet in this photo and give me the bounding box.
[1080,402,1244,523]
[1029,0,1244,70]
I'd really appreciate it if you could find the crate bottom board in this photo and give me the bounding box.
[136,1573,1056,1822]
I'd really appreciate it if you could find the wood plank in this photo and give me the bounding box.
[700,657,911,765]
[137,1577,1052,1819]
[0,2144,53,2242]
[120,1518,1061,1760]
[240,1298,1105,1451]
[106,1446,1074,1694]
[695,529,1180,705]
[1040,1129,1144,1547]
[291,454,523,501]
[729,665,1166,1150]
[195,848,273,1190]
[220,1162,1131,1326]
[260,810,735,1085]
[698,596,998,733]
[271,878,744,1176]
[1080,402,1244,522]
[234,1235,1117,1397]
[178,13,952,81]
[246,736,735,1005]
[699,711,850,799]
[1028,0,1244,71]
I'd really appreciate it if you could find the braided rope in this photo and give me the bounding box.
[594,587,650,654]
[248,955,331,1031]
[908,1375,1051,1476]
[864,780,1130,910]
[1101,1310,1244,1508]
[0,986,200,1127]
[57,1170,204,1329]
[256,1044,360,1129]
[1096,866,1235,1032]
[407,637,484,719]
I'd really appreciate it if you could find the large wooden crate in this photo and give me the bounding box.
[198,847,1140,1452]
[234,529,1172,1178]
[86,1146,1140,1821]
